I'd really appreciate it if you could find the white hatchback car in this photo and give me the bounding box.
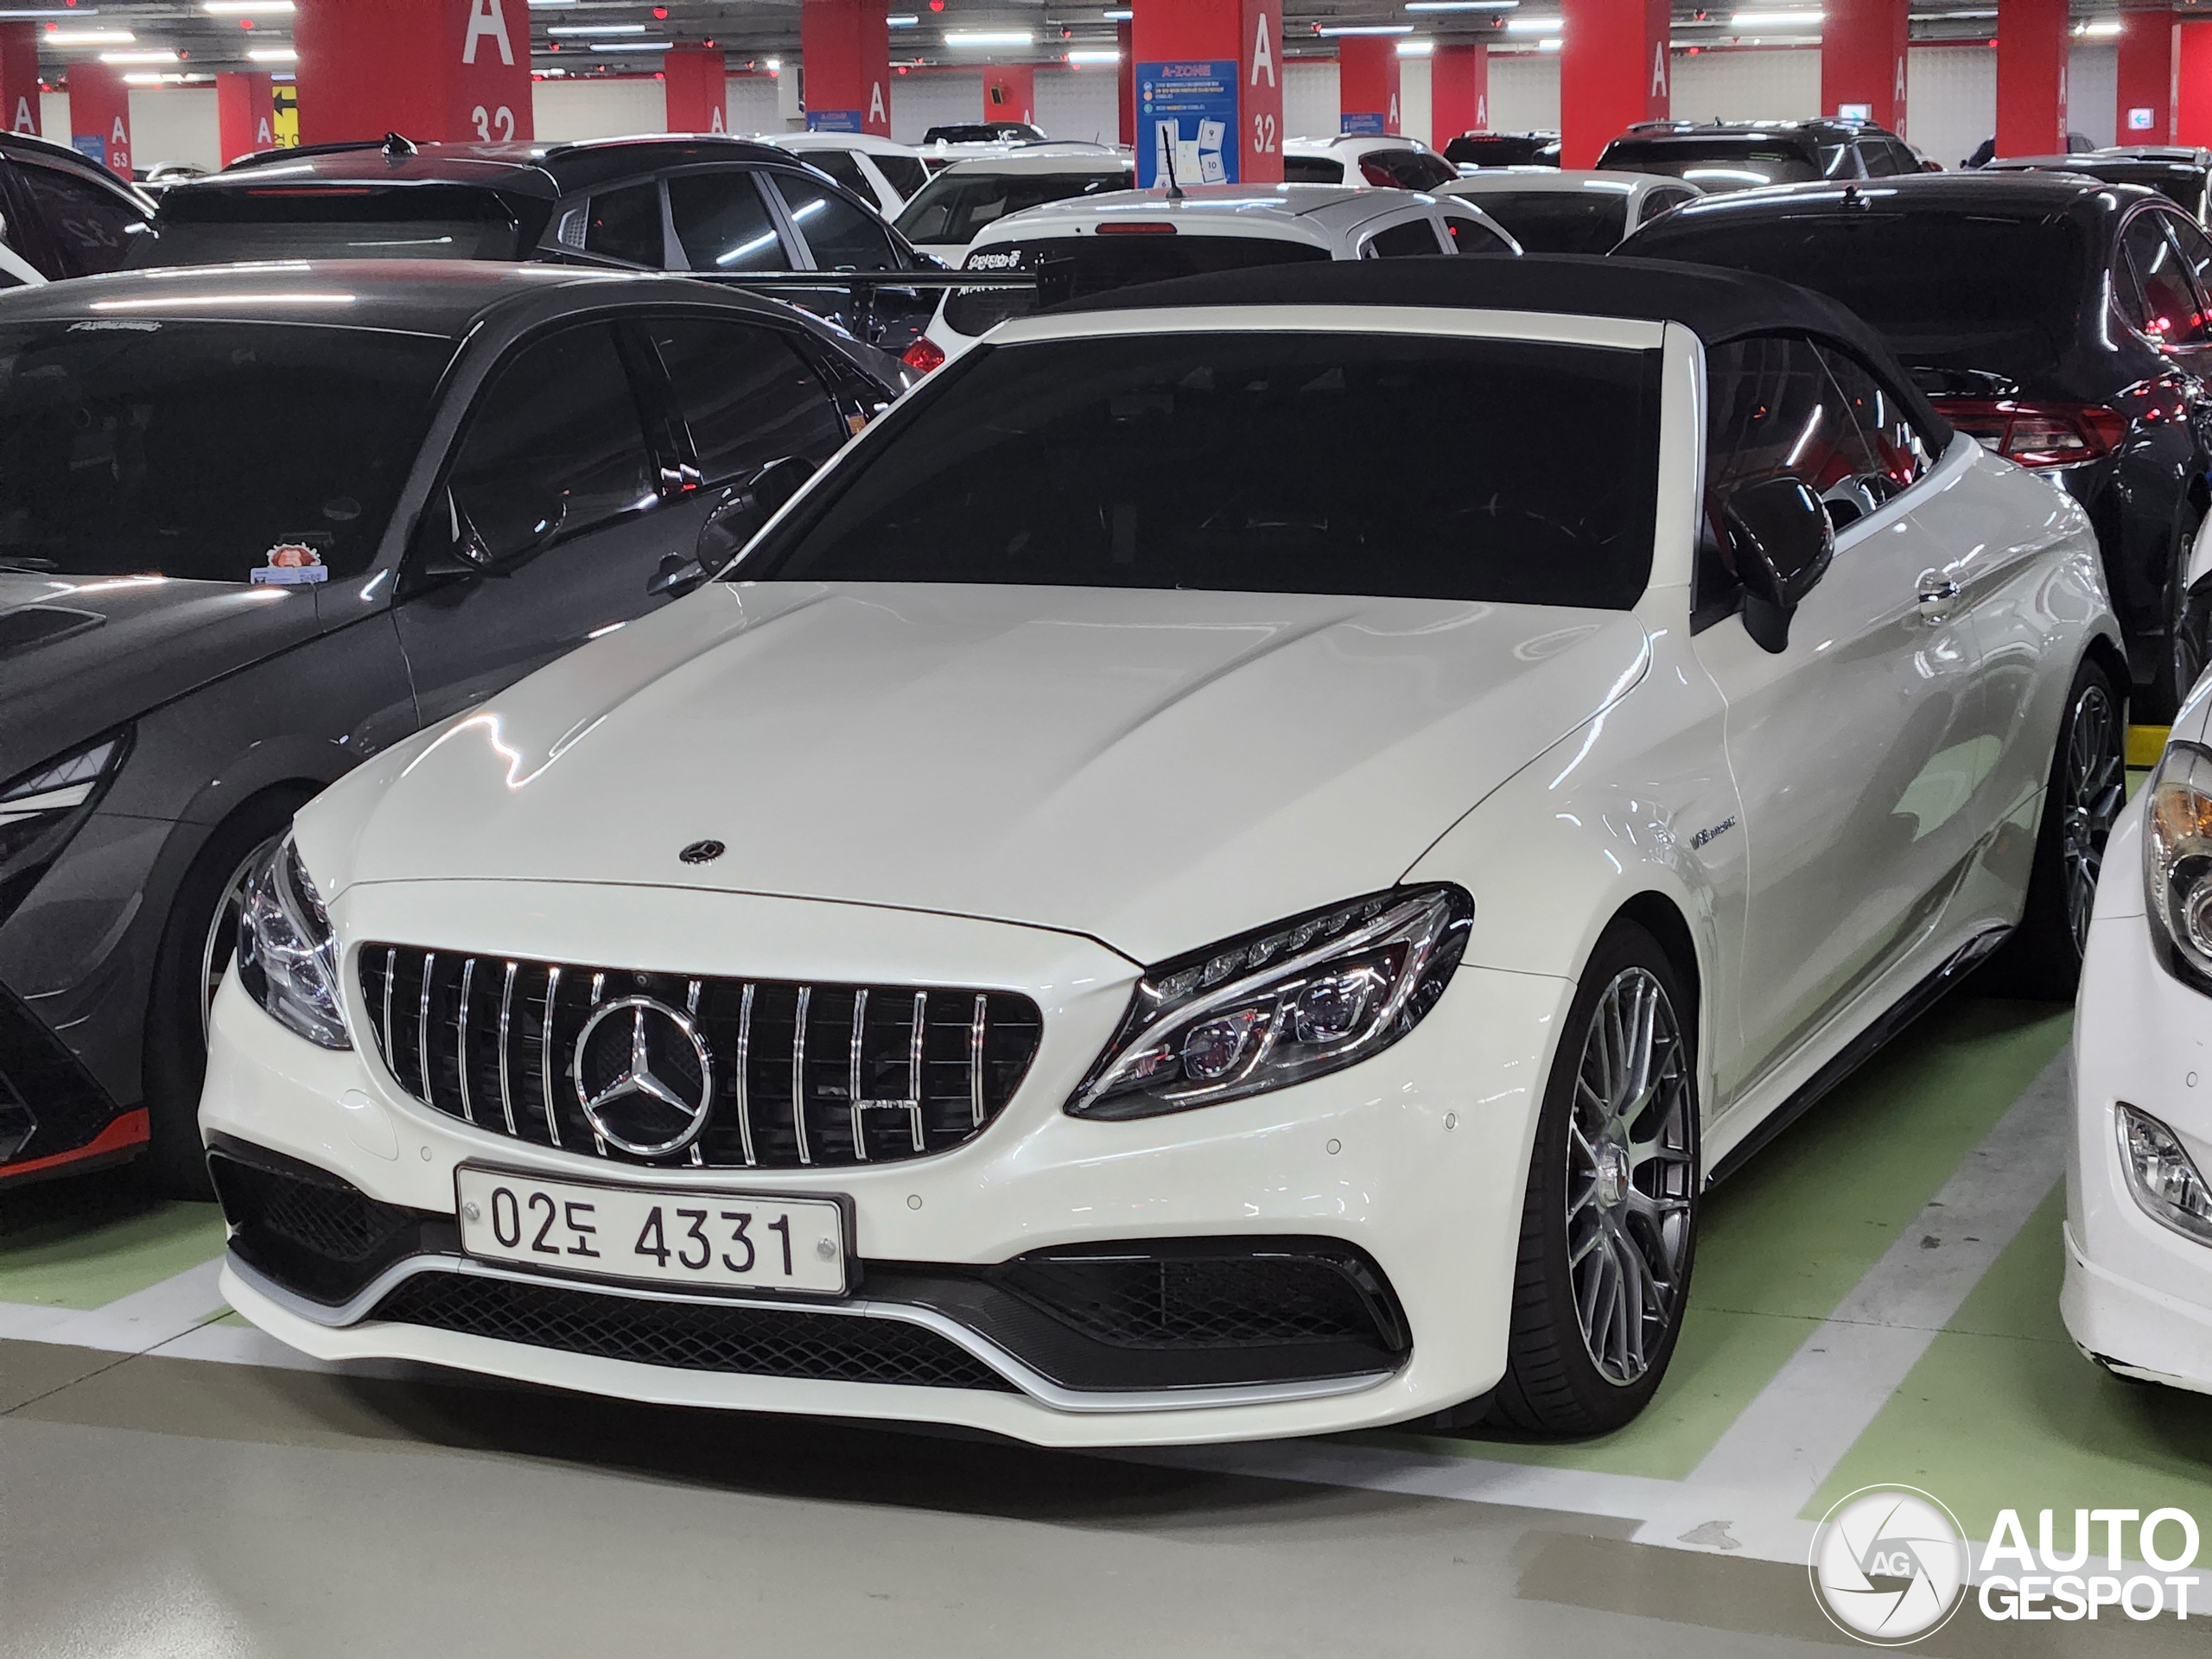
[2066,693,2212,1395]
[908,183,1521,370]
[1437,169,1702,254]
[893,149,1136,264]
[753,131,931,219]
[1282,134,1461,191]
[204,257,2120,1448]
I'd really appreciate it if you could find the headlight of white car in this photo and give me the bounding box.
[2144,741,2212,987]
[2116,1103,2212,1245]
[1066,886,1472,1121]
[234,833,351,1050]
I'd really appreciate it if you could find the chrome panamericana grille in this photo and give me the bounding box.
[357,947,1042,1170]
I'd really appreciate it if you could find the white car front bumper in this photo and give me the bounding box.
[200,880,1568,1446]
[2063,810,2212,1396]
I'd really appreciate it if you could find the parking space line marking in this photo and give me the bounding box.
[1676,1045,2071,1512]
[0,1258,226,1355]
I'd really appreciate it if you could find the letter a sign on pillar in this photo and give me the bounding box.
[450,0,532,143]
[1243,0,1282,182]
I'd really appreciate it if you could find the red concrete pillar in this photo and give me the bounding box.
[1431,42,1490,147]
[1338,35,1402,134]
[1995,0,2069,157]
[1822,0,1910,134]
[0,22,39,137]
[294,0,534,146]
[2180,18,2212,147]
[67,62,130,177]
[216,71,276,165]
[982,64,1034,126]
[800,0,889,135]
[665,47,728,133]
[1560,0,1670,168]
[2118,8,2178,143]
[1118,19,1135,146]
[1133,0,1283,188]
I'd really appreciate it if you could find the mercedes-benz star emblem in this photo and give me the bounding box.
[679,839,725,865]
[572,995,715,1158]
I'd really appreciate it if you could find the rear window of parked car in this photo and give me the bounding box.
[132,183,528,265]
[1459,191,1628,254]
[1598,139,1826,191]
[0,321,450,582]
[894,170,1131,245]
[741,331,1663,607]
[946,235,1330,334]
[1625,211,2087,377]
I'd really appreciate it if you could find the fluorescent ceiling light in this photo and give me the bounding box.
[550,22,644,35]
[203,1,292,13]
[1065,48,1119,63]
[589,40,669,50]
[1397,38,1434,55]
[1103,9,1133,19]
[2075,16,2120,34]
[1407,2,1518,10]
[246,44,296,60]
[1909,7,1994,16]
[1504,16,1561,31]
[45,28,133,42]
[944,29,1033,46]
[100,49,177,62]
[1729,9,1823,24]
[1317,22,1412,33]
[887,12,918,23]
[0,5,98,15]
[1539,35,1561,48]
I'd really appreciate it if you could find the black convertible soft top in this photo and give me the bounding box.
[1055,251,1953,447]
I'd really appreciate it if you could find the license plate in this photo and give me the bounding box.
[455,1166,849,1295]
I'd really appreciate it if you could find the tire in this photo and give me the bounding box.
[1989,657,2126,1004]
[1487,921,1700,1436]
[141,792,308,1198]
[2145,507,2206,723]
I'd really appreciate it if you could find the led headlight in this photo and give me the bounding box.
[2144,741,2212,988]
[0,730,130,869]
[1067,886,1472,1121]
[2116,1103,2212,1246]
[233,834,351,1050]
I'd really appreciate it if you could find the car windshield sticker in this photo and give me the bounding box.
[250,543,329,586]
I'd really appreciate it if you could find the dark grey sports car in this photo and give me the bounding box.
[0,259,901,1193]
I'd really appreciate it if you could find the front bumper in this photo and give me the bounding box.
[200,881,1569,1447]
[2063,822,2212,1396]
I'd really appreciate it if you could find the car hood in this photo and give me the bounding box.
[313,583,1649,963]
[0,574,324,780]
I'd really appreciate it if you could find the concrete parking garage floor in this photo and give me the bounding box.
[3,993,2208,1657]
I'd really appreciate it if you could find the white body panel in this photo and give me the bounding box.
[205,302,2118,1443]
[2065,697,2212,1396]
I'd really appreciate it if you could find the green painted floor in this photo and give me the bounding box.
[0,1181,224,1311]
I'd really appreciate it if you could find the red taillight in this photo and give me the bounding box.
[902,336,947,373]
[1096,221,1177,235]
[1929,397,2127,468]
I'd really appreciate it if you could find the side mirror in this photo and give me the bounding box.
[1723,475,1834,653]
[647,456,820,601]
[417,493,565,582]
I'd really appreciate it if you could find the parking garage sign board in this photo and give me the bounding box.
[1137,60,1237,188]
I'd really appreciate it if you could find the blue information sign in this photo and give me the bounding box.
[1135,59,1238,189]
[71,133,105,166]
[1339,111,1387,136]
[806,110,864,133]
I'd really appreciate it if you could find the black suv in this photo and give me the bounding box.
[0,130,157,282]
[1444,130,1561,169]
[1599,118,1920,193]
[132,134,942,350]
[1982,146,2212,221]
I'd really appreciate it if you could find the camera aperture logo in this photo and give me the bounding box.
[1810,1485,1973,1645]
[1810,1484,2204,1643]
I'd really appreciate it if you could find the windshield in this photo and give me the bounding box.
[1599,138,1825,192]
[894,169,1132,245]
[1627,210,2086,376]
[740,332,1662,606]
[131,184,530,265]
[1459,191,1629,253]
[944,235,1331,334]
[0,321,451,582]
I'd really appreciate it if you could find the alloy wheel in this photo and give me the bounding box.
[2061,683,2125,957]
[200,836,279,1044]
[1565,967,1695,1389]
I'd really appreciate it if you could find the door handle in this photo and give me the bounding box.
[1916,574,1961,623]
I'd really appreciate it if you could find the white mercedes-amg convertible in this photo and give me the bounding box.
[200,257,2122,1446]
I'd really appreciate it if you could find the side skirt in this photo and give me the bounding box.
[1706,925,2012,1188]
